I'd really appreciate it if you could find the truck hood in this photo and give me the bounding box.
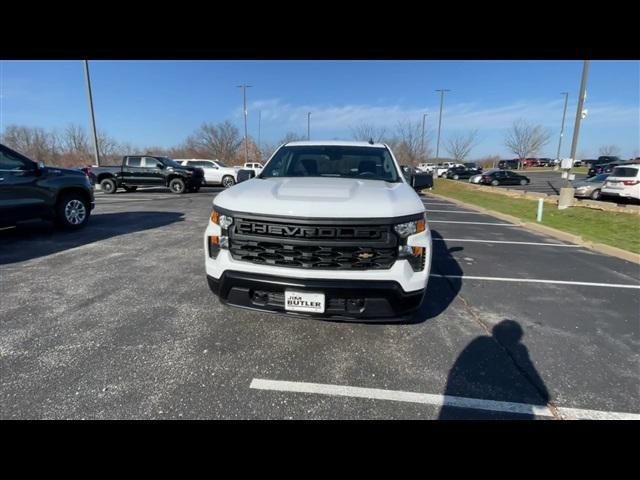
[213,177,425,218]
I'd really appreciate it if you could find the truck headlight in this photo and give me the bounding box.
[394,216,426,238]
[210,209,233,229]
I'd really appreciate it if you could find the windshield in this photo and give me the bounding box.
[588,173,610,182]
[157,157,181,168]
[259,145,401,182]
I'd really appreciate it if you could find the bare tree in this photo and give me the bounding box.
[445,130,479,162]
[504,120,552,169]
[349,123,387,143]
[186,121,243,163]
[280,132,306,144]
[476,155,501,170]
[598,145,621,157]
[388,119,428,166]
[1,125,59,164]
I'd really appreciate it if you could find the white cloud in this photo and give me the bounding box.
[240,97,638,135]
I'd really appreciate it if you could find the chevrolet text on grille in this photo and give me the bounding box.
[236,221,383,239]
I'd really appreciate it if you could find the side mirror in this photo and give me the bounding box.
[156,163,165,169]
[412,172,433,191]
[37,161,45,170]
[237,169,256,183]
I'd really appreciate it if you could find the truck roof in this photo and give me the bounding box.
[284,140,387,148]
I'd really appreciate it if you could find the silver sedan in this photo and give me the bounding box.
[573,173,610,200]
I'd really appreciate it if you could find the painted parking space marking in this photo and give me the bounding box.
[428,220,517,226]
[429,274,640,289]
[250,379,640,420]
[432,238,580,247]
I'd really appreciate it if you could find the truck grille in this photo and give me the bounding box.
[228,217,398,270]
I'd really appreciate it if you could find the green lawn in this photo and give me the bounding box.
[430,179,640,254]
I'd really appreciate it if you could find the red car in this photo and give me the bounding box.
[522,158,539,168]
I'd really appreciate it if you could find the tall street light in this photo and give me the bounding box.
[83,60,101,166]
[307,112,311,140]
[258,110,262,152]
[556,92,569,162]
[237,84,252,164]
[435,89,451,160]
[421,113,428,158]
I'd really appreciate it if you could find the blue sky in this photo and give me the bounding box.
[1,60,638,158]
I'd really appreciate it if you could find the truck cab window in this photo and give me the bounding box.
[127,157,142,167]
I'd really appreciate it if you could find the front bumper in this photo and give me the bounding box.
[207,271,425,321]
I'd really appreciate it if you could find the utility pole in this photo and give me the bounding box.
[421,113,427,158]
[258,110,261,150]
[558,60,589,209]
[556,92,569,162]
[569,61,590,162]
[83,60,101,166]
[435,89,450,160]
[237,84,252,164]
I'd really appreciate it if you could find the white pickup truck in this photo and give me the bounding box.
[434,162,464,177]
[175,159,237,188]
[203,141,433,321]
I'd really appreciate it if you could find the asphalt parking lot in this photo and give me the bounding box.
[1,187,639,419]
[482,170,587,195]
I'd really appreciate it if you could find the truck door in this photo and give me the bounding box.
[142,156,165,186]
[0,147,47,224]
[121,156,144,185]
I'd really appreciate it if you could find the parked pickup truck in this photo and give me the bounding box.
[93,155,205,194]
[203,140,433,321]
[1,143,95,229]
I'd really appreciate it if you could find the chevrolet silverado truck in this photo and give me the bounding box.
[1,143,95,229]
[93,155,204,194]
[203,141,433,321]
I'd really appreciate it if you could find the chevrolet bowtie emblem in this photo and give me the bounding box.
[358,252,374,259]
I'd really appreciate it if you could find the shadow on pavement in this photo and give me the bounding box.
[438,319,551,420]
[408,229,463,324]
[0,211,184,265]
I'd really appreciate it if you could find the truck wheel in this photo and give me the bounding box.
[491,179,499,186]
[222,176,236,188]
[591,189,601,200]
[123,186,138,193]
[100,178,117,194]
[55,193,90,229]
[169,178,186,194]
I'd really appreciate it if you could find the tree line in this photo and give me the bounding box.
[1,119,624,169]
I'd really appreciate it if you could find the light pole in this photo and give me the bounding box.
[237,84,252,164]
[435,89,450,160]
[558,60,590,209]
[258,110,261,152]
[83,60,101,166]
[569,61,590,162]
[421,113,428,159]
[556,92,569,164]
[307,112,311,140]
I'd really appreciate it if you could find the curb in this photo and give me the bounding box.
[424,192,640,265]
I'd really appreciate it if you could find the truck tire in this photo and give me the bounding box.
[222,175,236,188]
[55,193,91,229]
[169,178,186,194]
[100,178,117,194]
[123,186,138,193]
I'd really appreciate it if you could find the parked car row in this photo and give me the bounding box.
[576,165,640,202]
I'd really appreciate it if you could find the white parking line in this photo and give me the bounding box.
[432,238,580,247]
[429,274,640,289]
[428,220,516,226]
[249,379,640,420]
